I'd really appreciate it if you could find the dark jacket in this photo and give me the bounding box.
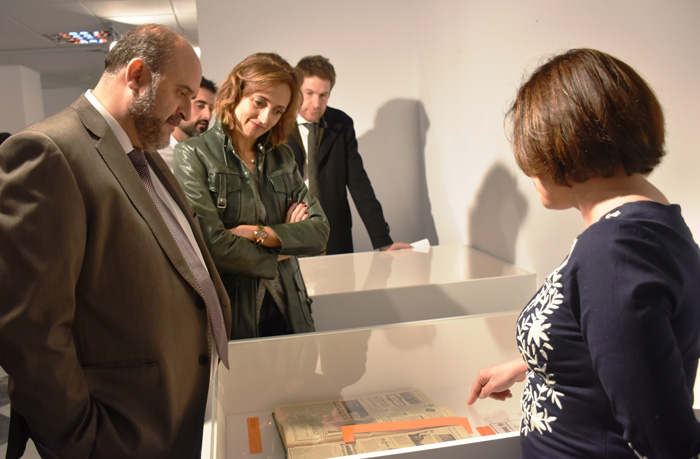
[288,106,392,255]
[174,121,329,339]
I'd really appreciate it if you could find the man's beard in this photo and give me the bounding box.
[128,82,178,151]
[179,119,207,138]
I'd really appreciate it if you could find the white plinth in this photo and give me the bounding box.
[203,312,524,458]
[300,244,536,331]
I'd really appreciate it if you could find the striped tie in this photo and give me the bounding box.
[128,149,229,368]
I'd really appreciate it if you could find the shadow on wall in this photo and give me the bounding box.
[353,99,438,250]
[468,162,528,265]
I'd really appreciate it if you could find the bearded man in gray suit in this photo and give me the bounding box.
[0,24,231,458]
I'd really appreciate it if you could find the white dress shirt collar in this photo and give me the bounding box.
[84,89,134,154]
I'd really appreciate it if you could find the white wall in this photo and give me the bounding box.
[197,0,435,251]
[198,0,700,282]
[0,65,44,133]
[42,87,85,117]
[414,0,700,281]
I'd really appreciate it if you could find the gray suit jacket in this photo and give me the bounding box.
[0,95,231,458]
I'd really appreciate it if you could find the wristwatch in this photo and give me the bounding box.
[253,224,268,246]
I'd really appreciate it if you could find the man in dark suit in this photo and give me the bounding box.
[0,24,231,458]
[287,55,411,255]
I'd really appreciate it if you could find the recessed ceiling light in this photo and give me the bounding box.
[44,29,116,46]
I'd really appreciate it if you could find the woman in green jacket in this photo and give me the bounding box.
[173,53,330,339]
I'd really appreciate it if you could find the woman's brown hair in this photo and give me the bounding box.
[215,52,301,148]
[507,48,665,186]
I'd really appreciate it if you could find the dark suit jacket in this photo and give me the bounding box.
[0,95,231,458]
[288,106,392,255]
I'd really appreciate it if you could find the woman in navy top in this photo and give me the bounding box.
[467,48,700,458]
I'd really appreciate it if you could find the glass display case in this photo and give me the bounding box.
[299,244,537,331]
[202,311,524,458]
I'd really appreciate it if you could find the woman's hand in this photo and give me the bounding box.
[285,202,308,224]
[466,359,528,405]
[225,202,308,249]
[228,225,253,239]
[228,224,281,247]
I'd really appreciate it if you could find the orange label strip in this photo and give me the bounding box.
[475,425,497,436]
[247,416,263,454]
[341,416,473,444]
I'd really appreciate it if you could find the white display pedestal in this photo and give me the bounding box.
[299,244,536,331]
[203,312,523,458]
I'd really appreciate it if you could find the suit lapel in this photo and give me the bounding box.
[73,96,200,294]
[146,150,231,311]
[146,151,191,221]
[317,115,338,166]
[144,151,207,292]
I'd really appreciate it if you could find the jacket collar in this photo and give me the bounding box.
[72,95,204,296]
[215,119,273,163]
[83,89,133,153]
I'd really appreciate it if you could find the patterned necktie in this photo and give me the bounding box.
[303,122,320,198]
[128,149,229,368]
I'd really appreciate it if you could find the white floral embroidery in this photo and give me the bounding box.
[517,239,577,436]
[604,210,621,219]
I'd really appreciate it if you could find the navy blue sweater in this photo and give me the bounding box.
[517,201,700,458]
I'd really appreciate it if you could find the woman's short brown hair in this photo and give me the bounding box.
[215,52,301,148]
[507,48,665,186]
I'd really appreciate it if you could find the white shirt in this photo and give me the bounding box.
[157,135,178,172]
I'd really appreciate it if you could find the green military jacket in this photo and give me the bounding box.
[173,121,330,339]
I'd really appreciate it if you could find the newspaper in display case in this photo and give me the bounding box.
[272,389,475,458]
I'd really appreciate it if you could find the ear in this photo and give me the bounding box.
[125,58,152,92]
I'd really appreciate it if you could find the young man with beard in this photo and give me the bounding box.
[158,77,217,170]
[0,24,231,459]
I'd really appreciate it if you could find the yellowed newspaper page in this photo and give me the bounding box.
[273,389,456,448]
[287,425,472,459]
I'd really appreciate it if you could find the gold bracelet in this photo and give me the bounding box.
[253,224,268,246]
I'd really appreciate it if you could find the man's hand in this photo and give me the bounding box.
[379,242,412,251]
[466,359,528,405]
